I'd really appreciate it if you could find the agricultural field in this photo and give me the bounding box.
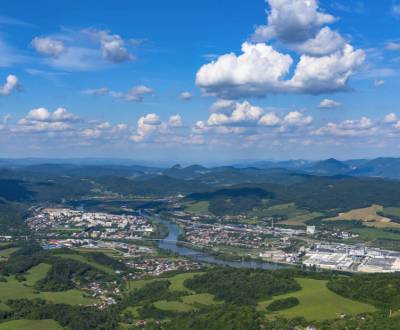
[0,319,63,330]
[125,272,220,314]
[351,228,400,242]
[257,278,376,321]
[0,264,97,306]
[0,247,20,260]
[256,203,322,226]
[185,201,210,214]
[126,272,203,292]
[54,254,115,275]
[327,205,400,228]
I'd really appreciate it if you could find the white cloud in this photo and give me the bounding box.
[15,107,78,133]
[168,114,183,127]
[82,87,109,95]
[258,112,281,126]
[253,0,335,43]
[84,29,134,63]
[31,37,65,58]
[384,113,398,123]
[374,79,385,87]
[0,74,19,96]
[196,0,364,98]
[130,113,167,142]
[313,116,374,137]
[294,27,345,56]
[110,85,153,102]
[207,101,263,126]
[282,111,313,126]
[180,91,192,100]
[197,43,364,98]
[386,42,400,51]
[319,98,341,108]
[288,45,365,94]
[209,99,235,113]
[196,42,293,98]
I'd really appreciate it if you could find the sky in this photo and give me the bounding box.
[0,0,399,163]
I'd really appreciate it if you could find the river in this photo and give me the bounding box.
[158,219,286,270]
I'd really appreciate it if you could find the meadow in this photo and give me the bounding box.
[0,319,63,330]
[54,253,115,275]
[0,263,97,307]
[257,278,376,321]
[328,205,400,228]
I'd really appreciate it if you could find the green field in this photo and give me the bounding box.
[54,254,115,275]
[381,206,400,217]
[181,293,220,305]
[24,263,51,286]
[256,203,321,226]
[257,278,376,321]
[0,319,63,330]
[351,227,400,241]
[185,201,210,214]
[126,272,203,292]
[0,247,19,259]
[154,300,195,312]
[0,264,97,306]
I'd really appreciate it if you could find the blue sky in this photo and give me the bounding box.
[0,0,399,162]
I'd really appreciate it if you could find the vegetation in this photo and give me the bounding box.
[184,269,300,306]
[257,278,376,321]
[0,319,63,330]
[266,297,299,311]
[328,273,400,309]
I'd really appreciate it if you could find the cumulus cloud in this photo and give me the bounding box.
[110,85,153,102]
[196,42,293,98]
[168,114,183,127]
[15,107,77,133]
[384,113,398,123]
[258,112,281,126]
[0,74,19,95]
[84,29,134,63]
[374,79,385,87]
[196,0,364,98]
[32,29,137,71]
[313,116,374,137]
[288,45,365,94]
[130,113,166,142]
[180,91,192,100]
[319,98,341,108]
[31,37,65,57]
[207,101,263,126]
[294,27,345,56]
[253,0,335,43]
[282,111,313,126]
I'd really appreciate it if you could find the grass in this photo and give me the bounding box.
[351,227,400,241]
[0,247,19,259]
[154,300,195,312]
[257,278,376,321]
[280,212,323,226]
[181,293,220,305]
[124,306,140,318]
[24,263,51,286]
[185,201,210,214]
[0,265,97,306]
[126,272,203,292]
[328,205,400,228]
[382,207,400,217]
[0,319,63,330]
[54,254,115,275]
